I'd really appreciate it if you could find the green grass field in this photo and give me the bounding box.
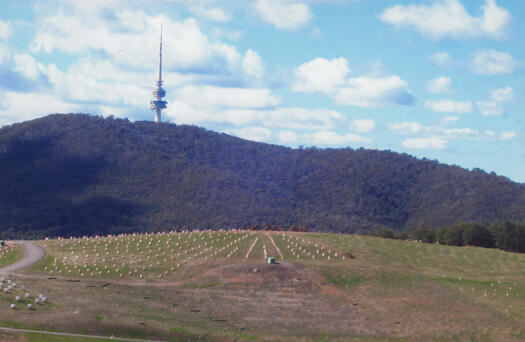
[1,231,524,341]
[0,243,23,268]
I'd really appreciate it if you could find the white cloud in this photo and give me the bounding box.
[476,86,513,116]
[427,76,452,94]
[242,49,265,80]
[222,107,344,130]
[425,99,472,114]
[277,130,299,144]
[190,6,230,22]
[491,86,513,102]
[350,119,376,133]
[0,20,11,41]
[168,96,345,131]
[389,121,424,135]
[0,43,9,65]
[166,100,210,125]
[380,0,510,40]
[212,28,242,41]
[231,126,272,142]
[13,54,43,80]
[441,116,459,125]
[30,10,243,74]
[402,137,447,150]
[443,127,478,138]
[292,57,350,93]
[306,130,371,146]
[476,101,502,116]
[471,50,516,75]
[44,58,150,108]
[254,0,312,30]
[335,75,413,107]
[292,57,413,107]
[500,131,516,140]
[177,86,281,110]
[0,91,79,126]
[429,51,453,68]
[260,107,343,130]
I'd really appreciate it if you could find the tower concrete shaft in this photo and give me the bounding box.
[150,26,167,123]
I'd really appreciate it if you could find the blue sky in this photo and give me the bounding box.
[0,0,523,182]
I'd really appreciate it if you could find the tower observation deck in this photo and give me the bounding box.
[150,27,167,123]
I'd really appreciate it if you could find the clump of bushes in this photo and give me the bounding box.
[369,221,525,254]
[368,228,407,240]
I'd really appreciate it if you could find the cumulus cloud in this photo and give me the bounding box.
[425,99,472,114]
[429,51,454,68]
[277,130,299,144]
[490,86,513,102]
[177,86,281,110]
[292,57,414,107]
[350,119,376,133]
[0,49,51,92]
[13,54,43,80]
[427,76,452,94]
[190,6,230,22]
[0,91,79,126]
[292,57,350,93]
[471,50,516,75]
[402,137,448,150]
[306,130,371,146]
[254,0,312,30]
[443,127,478,138]
[477,101,502,116]
[500,131,516,140]
[231,126,273,142]
[0,20,11,41]
[335,76,414,107]
[477,86,513,116]
[169,96,345,131]
[380,0,510,40]
[388,121,424,135]
[441,116,459,125]
[29,10,244,75]
[242,49,265,80]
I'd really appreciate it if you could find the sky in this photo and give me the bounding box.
[0,0,524,182]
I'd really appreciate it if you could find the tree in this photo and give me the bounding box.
[490,221,525,252]
[409,226,435,243]
[369,228,395,239]
[436,226,448,244]
[394,231,408,240]
[443,224,466,246]
[462,223,493,248]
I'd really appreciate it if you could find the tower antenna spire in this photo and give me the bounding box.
[150,25,167,123]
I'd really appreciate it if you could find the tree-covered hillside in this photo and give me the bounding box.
[1,114,524,238]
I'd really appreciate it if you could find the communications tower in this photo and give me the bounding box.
[150,26,167,123]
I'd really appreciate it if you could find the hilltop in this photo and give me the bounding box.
[1,113,525,238]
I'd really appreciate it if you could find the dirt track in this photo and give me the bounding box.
[0,241,45,274]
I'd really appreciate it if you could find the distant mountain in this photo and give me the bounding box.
[1,113,524,238]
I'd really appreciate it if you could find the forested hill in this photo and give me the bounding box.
[1,113,524,238]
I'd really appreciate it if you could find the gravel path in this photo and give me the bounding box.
[0,241,45,274]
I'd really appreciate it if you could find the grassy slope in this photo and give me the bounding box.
[0,243,23,268]
[2,232,524,342]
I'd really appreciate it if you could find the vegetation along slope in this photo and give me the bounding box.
[1,113,525,238]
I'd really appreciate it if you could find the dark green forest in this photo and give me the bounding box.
[1,114,525,239]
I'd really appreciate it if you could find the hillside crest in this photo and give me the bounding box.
[1,113,524,238]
